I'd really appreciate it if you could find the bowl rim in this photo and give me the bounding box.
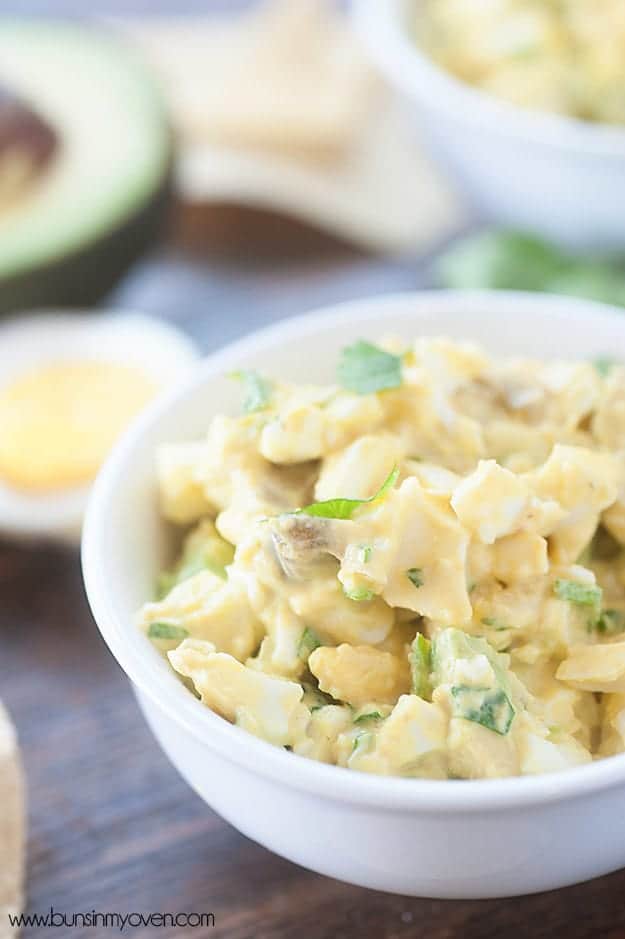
[83,288,625,814]
[352,0,625,158]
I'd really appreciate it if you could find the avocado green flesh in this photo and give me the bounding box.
[0,22,171,310]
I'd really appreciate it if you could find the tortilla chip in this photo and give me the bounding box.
[118,3,465,254]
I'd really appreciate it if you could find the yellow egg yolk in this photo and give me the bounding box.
[0,361,157,491]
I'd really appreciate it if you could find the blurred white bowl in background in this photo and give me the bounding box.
[353,0,625,251]
[84,290,625,898]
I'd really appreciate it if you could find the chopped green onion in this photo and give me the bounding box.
[351,730,375,754]
[406,568,424,589]
[156,523,235,599]
[410,634,432,699]
[297,466,398,520]
[343,586,375,602]
[450,685,515,735]
[156,571,177,600]
[229,369,273,413]
[148,622,189,641]
[481,616,509,631]
[354,711,383,724]
[359,545,372,564]
[597,609,625,635]
[337,340,402,395]
[297,627,322,662]
[555,579,602,628]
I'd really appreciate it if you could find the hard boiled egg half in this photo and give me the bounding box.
[0,312,199,543]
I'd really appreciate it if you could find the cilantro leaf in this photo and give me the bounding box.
[337,341,402,395]
[230,369,273,413]
[438,231,570,291]
[437,229,625,308]
[298,466,398,520]
[148,622,189,641]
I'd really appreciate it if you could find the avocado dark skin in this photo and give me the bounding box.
[0,84,173,315]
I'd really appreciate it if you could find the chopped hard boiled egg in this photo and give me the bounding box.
[139,334,625,780]
[417,0,625,126]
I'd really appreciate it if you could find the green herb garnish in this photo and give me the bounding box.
[359,545,372,564]
[450,685,515,736]
[156,571,177,600]
[301,682,335,712]
[148,622,189,641]
[554,579,602,609]
[409,634,432,700]
[597,609,625,635]
[437,230,625,308]
[351,730,375,754]
[354,711,383,724]
[297,466,398,520]
[343,586,375,602]
[593,357,618,378]
[230,369,273,413]
[406,568,424,589]
[337,341,402,395]
[297,627,322,662]
[156,522,235,598]
[481,616,509,631]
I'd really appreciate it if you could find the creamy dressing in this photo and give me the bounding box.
[138,336,625,779]
[418,0,625,125]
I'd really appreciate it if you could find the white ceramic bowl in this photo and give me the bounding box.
[83,290,625,899]
[353,0,625,250]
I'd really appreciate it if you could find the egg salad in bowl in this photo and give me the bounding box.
[136,335,625,781]
[416,0,625,125]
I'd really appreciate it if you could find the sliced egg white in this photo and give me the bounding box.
[0,311,199,543]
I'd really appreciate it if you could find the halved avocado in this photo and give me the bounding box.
[0,22,172,313]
